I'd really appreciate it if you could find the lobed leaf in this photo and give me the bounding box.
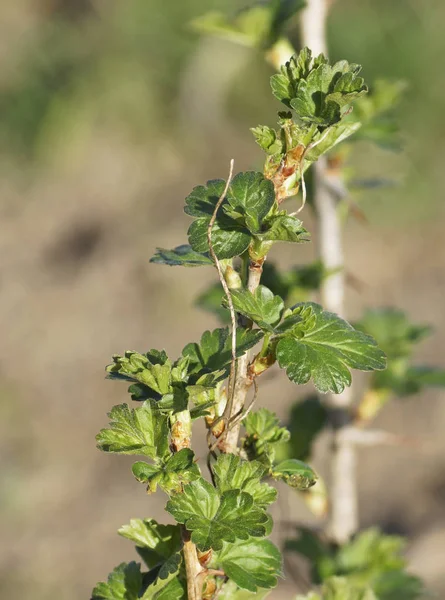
[214,539,282,592]
[91,562,142,600]
[118,519,181,569]
[213,453,277,508]
[271,48,367,127]
[243,408,290,466]
[276,303,386,394]
[132,448,200,494]
[182,327,263,379]
[226,171,275,234]
[166,478,268,551]
[257,213,309,243]
[188,216,251,260]
[229,285,284,331]
[96,402,169,458]
[106,351,172,396]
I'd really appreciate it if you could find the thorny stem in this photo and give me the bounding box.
[182,528,203,600]
[170,413,202,599]
[218,258,265,454]
[301,0,358,545]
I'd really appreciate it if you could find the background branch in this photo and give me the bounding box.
[300,0,358,544]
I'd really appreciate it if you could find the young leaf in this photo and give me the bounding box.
[276,303,386,394]
[213,454,277,508]
[150,245,213,267]
[257,213,309,243]
[132,448,200,494]
[271,458,317,490]
[226,171,275,234]
[271,48,367,127]
[106,351,172,396]
[251,125,283,155]
[243,408,290,466]
[91,561,142,600]
[214,539,282,592]
[229,285,284,331]
[118,519,181,569]
[166,478,268,551]
[96,402,169,458]
[141,555,185,600]
[303,122,362,164]
[182,327,263,378]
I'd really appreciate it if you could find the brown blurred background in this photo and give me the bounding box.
[0,1,444,598]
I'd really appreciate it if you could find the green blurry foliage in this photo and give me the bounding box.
[288,528,426,600]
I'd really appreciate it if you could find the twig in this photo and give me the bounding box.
[293,128,333,215]
[206,160,237,452]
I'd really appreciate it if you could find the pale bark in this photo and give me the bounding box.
[300,0,358,544]
[219,260,264,454]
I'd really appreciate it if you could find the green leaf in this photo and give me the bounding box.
[106,351,172,396]
[185,179,226,218]
[355,308,440,398]
[229,286,284,331]
[150,245,213,267]
[218,580,271,600]
[356,308,430,361]
[271,49,367,127]
[96,402,169,458]
[271,458,317,490]
[251,125,283,155]
[190,7,273,48]
[276,303,386,394]
[188,216,251,260]
[185,177,251,260]
[182,327,263,379]
[303,122,362,164]
[132,448,200,494]
[190,2,305,50]
[289,527,426,599]
[373,571,425,600]
[213,454,277,508]
[261,261,327,306]
[118,519,181,569]
[301,577,378,600]
[226,171,275,234]
[185,172,276,258]
[243,408,290,466]
[91,562,142,600]
[166,478,268,551]
[141,555,185,600]
[257,213,309,243]
[214,539,282,591]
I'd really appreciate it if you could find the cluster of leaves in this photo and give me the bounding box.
[289,528,426,600]
[91,37,394,600]
[252,48,367,195]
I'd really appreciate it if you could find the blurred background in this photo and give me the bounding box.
[1,0,444,598]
